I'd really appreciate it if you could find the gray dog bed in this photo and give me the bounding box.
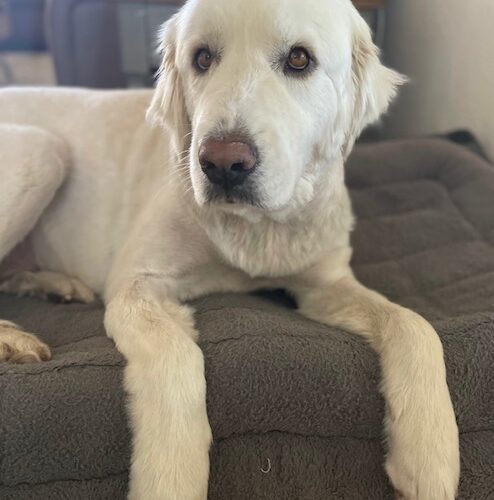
[1,139,493,499]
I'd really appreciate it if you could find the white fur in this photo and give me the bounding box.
[0,0,458,499]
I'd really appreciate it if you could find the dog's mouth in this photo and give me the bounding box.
[206,196,266,221]
[205,183,260,207]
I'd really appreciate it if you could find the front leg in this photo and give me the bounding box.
[290,266,459,500]
[104,277,211,500]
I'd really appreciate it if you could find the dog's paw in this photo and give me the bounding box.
[385,402,460,500]
[0,320,51,363]
[0,271,95,303]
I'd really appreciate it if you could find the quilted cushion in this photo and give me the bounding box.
[0,139,493,499]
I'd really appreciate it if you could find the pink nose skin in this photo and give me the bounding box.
[199,138,257,187]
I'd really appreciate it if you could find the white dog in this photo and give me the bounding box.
[0,0,459,498]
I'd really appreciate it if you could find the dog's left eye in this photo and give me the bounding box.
[286,47,311,72]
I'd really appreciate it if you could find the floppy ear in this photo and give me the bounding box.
[146,14,190,152]
[343,16,407,157]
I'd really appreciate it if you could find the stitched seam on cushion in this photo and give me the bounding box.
[215,429,381,443]
[0,362,124,377]
[396,243,423,309]
[431,316,494,336]
[195,305,299,317]
[355,205,458,222]
[202,330,354,347]
[0,469,127,489]
[395,269,494,303]
[353,240,493,271]
[353,237,479,266]
[214,426,494,445]
[200,307,494,339]
[356,208,456,222]
[352,207,465,225]
[349,176,434,191]
[199,306,494,334]
[50,332,108,348]
[437,181,485,241]
[196,309,362,345]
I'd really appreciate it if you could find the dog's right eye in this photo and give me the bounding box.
[282,46,316,78]
[194,48,213,72]
[287,47,310,71]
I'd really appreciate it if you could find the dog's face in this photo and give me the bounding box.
[149,0,404,217]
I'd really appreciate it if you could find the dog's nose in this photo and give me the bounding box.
[199,138,256,187]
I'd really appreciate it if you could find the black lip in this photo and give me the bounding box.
[206,183,260,207]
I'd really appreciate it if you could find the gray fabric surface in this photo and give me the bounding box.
[1,138,493,499]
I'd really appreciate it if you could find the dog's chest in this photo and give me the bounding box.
[200,192,354,280]
[205,217,332,279]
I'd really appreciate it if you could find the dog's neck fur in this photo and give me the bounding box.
[191,157,354,279]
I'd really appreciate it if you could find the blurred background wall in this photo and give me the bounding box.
[383,0,494,159]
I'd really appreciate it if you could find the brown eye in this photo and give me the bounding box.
[195,48,213,72]
[287,47,311,71]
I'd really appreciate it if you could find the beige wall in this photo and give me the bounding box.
[382,0,494,159]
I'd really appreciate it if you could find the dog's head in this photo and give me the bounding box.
[148,0,404,218]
